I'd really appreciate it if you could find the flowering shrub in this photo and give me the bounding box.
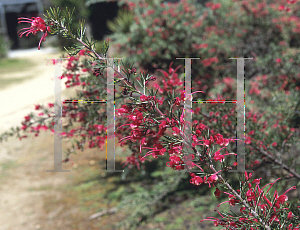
[1,1,300,229]
[113,0,300,206]
[109,0,300,101]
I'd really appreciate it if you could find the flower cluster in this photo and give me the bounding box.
[202,172,300,229]
[18,17,51,50]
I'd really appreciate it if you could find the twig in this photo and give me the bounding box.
[89,207,118,220]
[254,146,300,180]
[224,122,300,181]
[190,145,271,229]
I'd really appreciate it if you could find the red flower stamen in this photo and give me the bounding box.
[18,17,51,50]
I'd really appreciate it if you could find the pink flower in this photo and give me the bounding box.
[214,188,221,198]
[279,41,286,46]
[272,142,277,147]
[199,43,208,48]
[252,178,262,185]
[207,174,219,187]
[288,211,294,219]
[245,171,252,181]
[24,115,31,122]
[211,3,221,10]
[18,17,51,50]
[189,172,204,185]
[140,95,148,102]
[276,58,282,63]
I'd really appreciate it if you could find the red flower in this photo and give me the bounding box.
[189,172,204,185]
[246,189,256,202]
[79,49,90,56]
[245,171,252,181]
[207,174,218,187]
[214,188,221,198]
[288,211,294,219]
[172,126,181,135]
[252,178,261,185]
[199,43,208,48]
[34,104,41,110]
[211,3,221,10]
[174,97,181,106]
[140,95,148,102]
[24,115,31,122]
[274,186,296,209]
[18,17,50,50]
[116,105,130,116]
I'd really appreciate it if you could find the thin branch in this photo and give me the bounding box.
[224,121,300,181]
[76,37,104,61]
[254,146,300,181]
[89,207,118,220]
[191,146,271,229]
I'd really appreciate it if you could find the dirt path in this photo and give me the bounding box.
[0,132,67,230]
[0,48,87,230]
[0,48,67,230]
[0,47,67,133]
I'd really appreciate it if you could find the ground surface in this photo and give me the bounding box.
[0,47,69,230]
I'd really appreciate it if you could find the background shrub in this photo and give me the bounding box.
[104,0,300,226]
[0,34,10,59]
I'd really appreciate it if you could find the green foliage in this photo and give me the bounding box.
[114,169,188,229]
[105,0,300,191]
[45,6,76,39]
[107,8,134,34]
[100,1,300,225]
[0,34,10,60]
[0,58,34,73]
[44,6,103,59]
[108,0,299,100]
[48,0,90,50]
[94,40,111,55]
